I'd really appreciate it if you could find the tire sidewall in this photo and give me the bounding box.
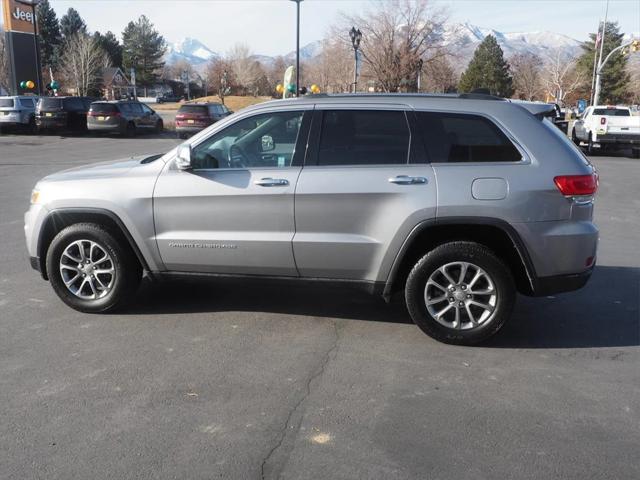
[405,243,515,345]
[46,225,131,313]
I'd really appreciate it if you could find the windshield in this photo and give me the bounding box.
[178,105,209,115]
[0,98,14,108]
[39,98,62,110]
[593,108,630,117]
[90,103,118,114]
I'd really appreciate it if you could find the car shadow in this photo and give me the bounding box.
[124,265,639,349]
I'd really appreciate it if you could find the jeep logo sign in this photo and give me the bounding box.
[2,0,38,34]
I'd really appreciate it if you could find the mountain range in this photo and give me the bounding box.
[164,22,585,71]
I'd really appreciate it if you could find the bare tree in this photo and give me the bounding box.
[628,56,640,104]
[542,49,583,106]
[422,52,458,93]
[227,43,262,94]
[205,57,236,103]
[510,52,543,101]
[342,0,448,92]
[306,35,353,93]
[58,33,110,96]
[0,27,10,94]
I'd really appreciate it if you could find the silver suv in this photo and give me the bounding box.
[24,94,599,345]
[0,96,38,133]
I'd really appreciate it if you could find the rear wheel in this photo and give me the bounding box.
[46,223,141,313]
[632,148,640,159]
[571,128,580,146]
[587,133,596,155]
[126,122,137,137]
[405,242,515,345]
[154,119,164,134]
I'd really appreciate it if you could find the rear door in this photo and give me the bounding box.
[293,105,437,282]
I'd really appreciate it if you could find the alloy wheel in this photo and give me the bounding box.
[59,239,115,300]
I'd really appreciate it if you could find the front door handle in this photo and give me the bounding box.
[388,175,428,185]
[254,177,289,187]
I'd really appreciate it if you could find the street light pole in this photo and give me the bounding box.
[593,39,637,105]
[290,0,303,97]
[349,27,362,93]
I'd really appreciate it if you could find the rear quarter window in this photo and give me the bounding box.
[416,112,522,163]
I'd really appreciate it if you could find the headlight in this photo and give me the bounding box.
[30,189,41,204]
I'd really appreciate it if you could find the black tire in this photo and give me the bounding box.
[45,223,141,313]
[126,122,136,138]
[405,241,516,345]
[155,119,163,134]
[587,133,596,155]
[631,148,640,159]
[177,131,186,139]
[571,128,580,146]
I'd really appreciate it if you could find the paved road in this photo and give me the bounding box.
[1,134,638,480]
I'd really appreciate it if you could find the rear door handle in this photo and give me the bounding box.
[388,175,428,185]
[254,177,289,187]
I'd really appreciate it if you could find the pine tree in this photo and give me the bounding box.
[94,31,123,69]
[60,8,87,39]
[122,16,166,87]
[577,21,630,104]
[458,35,514,97]
[36,0,62,70]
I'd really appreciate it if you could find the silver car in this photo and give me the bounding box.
[24,94,599,345]
[0,95,38,133]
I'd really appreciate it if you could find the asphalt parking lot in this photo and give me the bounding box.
[1,133,638,480]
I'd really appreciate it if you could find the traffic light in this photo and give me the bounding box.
[19,80,35,89]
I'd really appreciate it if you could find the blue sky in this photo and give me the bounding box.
[17,1,640,55]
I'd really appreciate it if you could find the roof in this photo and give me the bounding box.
[102,67,130,86]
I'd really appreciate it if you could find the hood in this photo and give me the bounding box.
[42,154,163,182]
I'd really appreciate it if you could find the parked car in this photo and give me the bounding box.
[24,93,599,345]
[0,96,38,133]
[175,102,232,138]
[35,96,94,134]
[572,105,640,157]
[156,93,183,104]
[87,101,163,136]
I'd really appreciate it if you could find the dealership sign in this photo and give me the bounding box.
[2,0,38,34]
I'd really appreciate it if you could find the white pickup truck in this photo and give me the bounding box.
[571,106,640,157]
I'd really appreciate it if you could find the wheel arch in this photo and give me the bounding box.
[383,218,537,300]
[37,208,150,280]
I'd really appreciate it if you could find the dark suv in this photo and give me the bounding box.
[175,102,232,138]
[36,96,94,133]
[87,101,163,136]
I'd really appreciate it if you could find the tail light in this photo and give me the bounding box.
[600,117,606,125]
[554,173,599,203]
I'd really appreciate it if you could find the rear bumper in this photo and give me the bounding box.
[531,266,594,296]
[88,123,123,133]
[176,125,208,133]
[36,118,67,129]
[595,133,640,145]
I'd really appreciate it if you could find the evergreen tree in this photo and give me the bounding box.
[94,31,123,69]
[122,16,166,87]
[36,0,62,70]
[577,21,630,104]
[60,8,87,39]
[458,35,513,97]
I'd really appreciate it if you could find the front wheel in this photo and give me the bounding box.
[405,242,515,345]
[154,119,163,134]
[45,223,141,313]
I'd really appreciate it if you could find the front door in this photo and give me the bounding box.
[153,108,311,275]
[293,106,437,282]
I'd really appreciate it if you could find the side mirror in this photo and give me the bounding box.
[176,144,192,170]
[261,135,275,152]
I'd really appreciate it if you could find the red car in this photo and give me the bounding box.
[175,102,232,138]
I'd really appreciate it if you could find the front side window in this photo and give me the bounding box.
[19,99,34,108]
[316,110,410,166]
[417,112,522,163]
[191,110,305,170]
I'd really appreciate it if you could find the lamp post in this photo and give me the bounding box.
[416,58,424,92]
[290,0,303,97]
[16,0,42,96]
[349,27,362,93]
[593,39,639,105]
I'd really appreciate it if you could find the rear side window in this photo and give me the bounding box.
[90,103,118,114]
[129,103,143,114]
[0,98,14,108]
[417,112,522,163]
[316,110,410,166]
[592,108,630,117]
[19,99,34,108]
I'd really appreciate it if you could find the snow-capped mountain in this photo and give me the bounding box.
[164,23,584,69]
[442,22,582,68]
[165,38,219,66]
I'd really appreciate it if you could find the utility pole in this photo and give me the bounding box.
[290,0,303,97]
[592,0,609,104]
